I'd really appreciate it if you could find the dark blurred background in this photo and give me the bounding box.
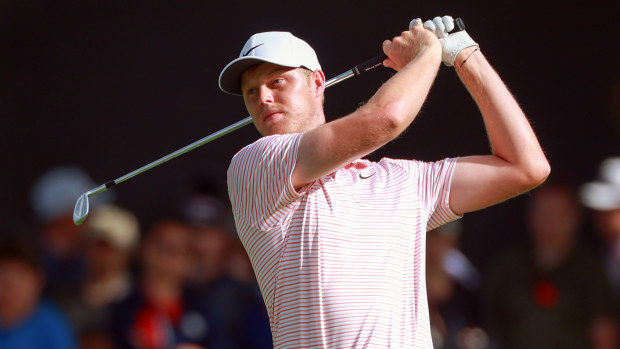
[2,0,619,278]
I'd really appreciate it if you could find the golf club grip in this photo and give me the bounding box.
[352,17,464,77]
[455,17,465,31]
[352,54,386,76]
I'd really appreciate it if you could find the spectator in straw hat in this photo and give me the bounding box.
[61,205,140,349]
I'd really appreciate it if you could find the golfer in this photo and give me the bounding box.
[219,15,549,348]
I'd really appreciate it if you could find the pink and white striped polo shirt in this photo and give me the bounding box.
[227,132,461,348]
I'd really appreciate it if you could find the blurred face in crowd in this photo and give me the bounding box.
[527,185,582,251]
[190,225,230,282]
[594,208,620,243]
[86,238,130,278]
[141,221,192,283]
[0,259,44,326]
[43,216,82,256]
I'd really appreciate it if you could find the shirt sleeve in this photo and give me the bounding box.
[227,133,303,232]
[413,157,462,231]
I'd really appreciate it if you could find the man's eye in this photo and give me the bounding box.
[273,78,283,85]
[247,88,256,95]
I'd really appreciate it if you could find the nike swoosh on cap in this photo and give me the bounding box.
[243,43,264,57]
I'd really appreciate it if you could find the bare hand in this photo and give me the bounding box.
[382,22,441,71]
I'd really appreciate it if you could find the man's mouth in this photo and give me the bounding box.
[263,110,282,122]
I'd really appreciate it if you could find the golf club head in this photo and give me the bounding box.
[73,192,90,225]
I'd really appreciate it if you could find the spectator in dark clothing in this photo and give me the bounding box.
[486,182,618,349]
[109,219,208,349]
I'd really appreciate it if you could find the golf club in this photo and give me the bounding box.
[73,17,466,226]
[72,54,387,225]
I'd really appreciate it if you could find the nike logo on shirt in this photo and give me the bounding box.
[359,172,375,180]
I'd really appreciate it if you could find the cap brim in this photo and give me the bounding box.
[219,56,301,96]
[218,57,263,95]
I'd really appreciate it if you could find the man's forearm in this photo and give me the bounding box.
[456,48,550,183]
[364,41,442,137]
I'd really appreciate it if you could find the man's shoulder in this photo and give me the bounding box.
[230,133,302,167]
[236,134,300,155]
[227,133,305,191]
[374,157,424,172]
[380,157,459,170]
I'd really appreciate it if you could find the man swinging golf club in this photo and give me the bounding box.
[220,15,550,348]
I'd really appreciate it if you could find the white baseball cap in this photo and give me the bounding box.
[218,31,321,95]
[30,166,113,223]
[580,157,620,211]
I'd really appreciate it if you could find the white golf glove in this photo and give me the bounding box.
[410,16,478,67]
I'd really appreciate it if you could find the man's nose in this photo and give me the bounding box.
[258,86,274,105]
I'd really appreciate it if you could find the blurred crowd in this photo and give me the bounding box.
[1,157,620,349]
[427,157,620,349]
[1,167,271,349]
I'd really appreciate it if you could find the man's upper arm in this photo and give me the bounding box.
[450,155,543,214]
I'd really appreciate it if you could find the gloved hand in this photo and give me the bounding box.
[410,16,478,67]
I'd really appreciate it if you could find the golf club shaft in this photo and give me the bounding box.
[82,17,467,200]
[83,54,387,199]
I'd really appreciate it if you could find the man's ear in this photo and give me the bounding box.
[312,69,326,97]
